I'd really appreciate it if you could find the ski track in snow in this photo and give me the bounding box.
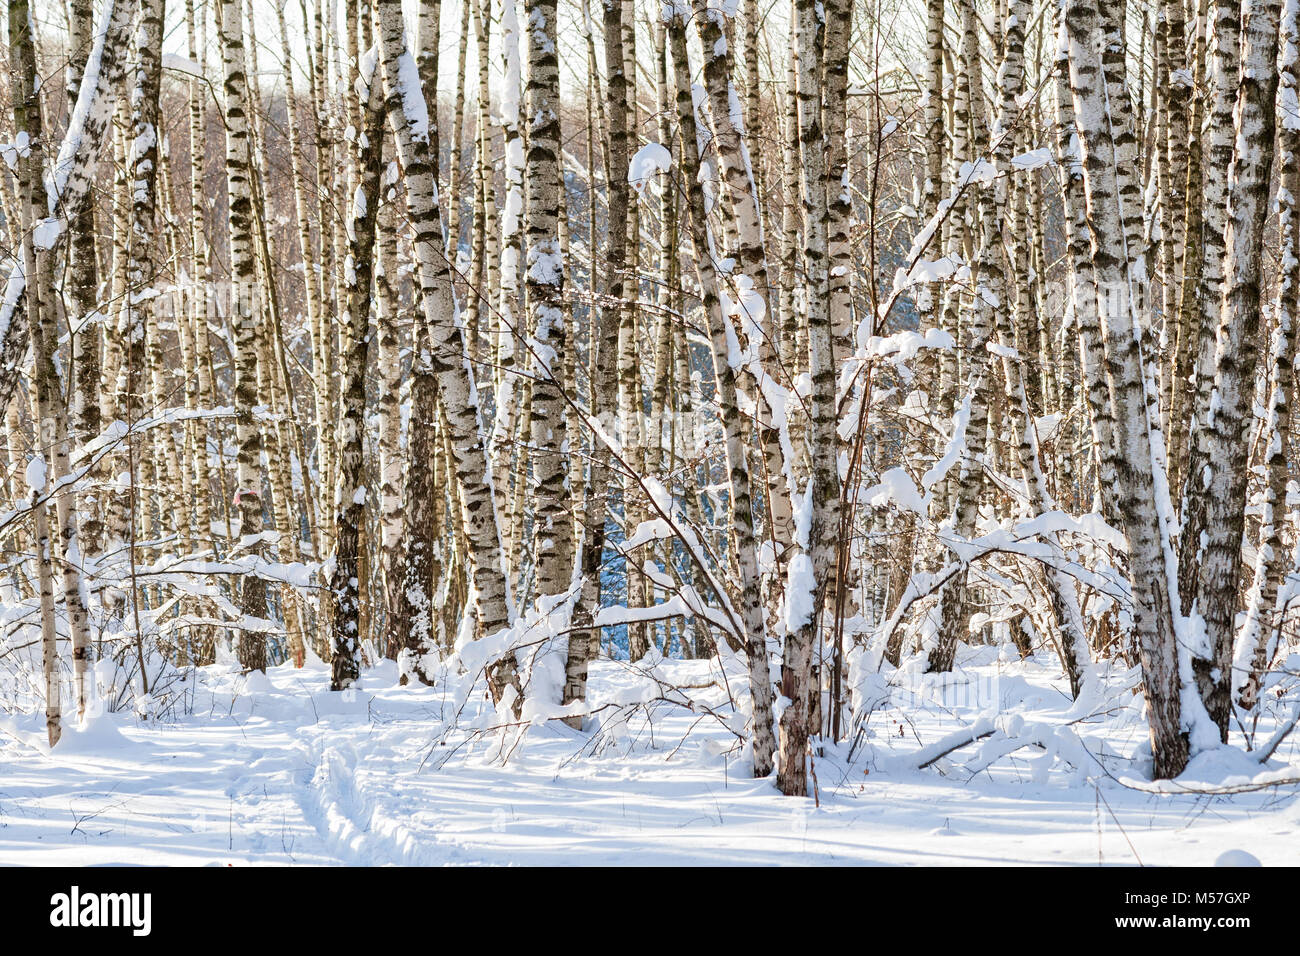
[0,651,1297,866]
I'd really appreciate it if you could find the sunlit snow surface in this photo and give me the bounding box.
[0,646,1296,865]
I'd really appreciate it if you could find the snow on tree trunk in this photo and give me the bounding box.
[1065,0,1190,778]
[1052,9,1117,522]
[1178,0,1241,611]
[11,0,94,726]
[523,0,573,608]
[220,0,271,669]
[668,8,777,778]
[930,0,1019,678]
[1235,0,1300,711]
[372,0,517,701]
[566,0,631,719]
[1192,0,1283,737]
[692,0,795,576]
[776,0,839,796]
[0,0,134,420]
[491,0,525,546]
[329,46,387,691]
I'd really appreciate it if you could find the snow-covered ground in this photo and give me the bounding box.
[1,647,1296,866]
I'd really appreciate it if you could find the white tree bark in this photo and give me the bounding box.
[1192,0,1283,736]
[1065,0,1189,778]
[668,8,777,778]
[372,0,518,700]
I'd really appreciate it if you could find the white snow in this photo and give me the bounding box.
[628,142,672,197]
[784,552,816,632]
[956,158,998,187]
[24,455,46,492]
[1010,147,1054,171]
[32,217,63,250]
[0,649,1295,865]
[393,45,431,145]
[161,53,203,76]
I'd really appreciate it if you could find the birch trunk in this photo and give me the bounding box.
[668,8,777,778]
[1192,0,1282,737]
[13,0,93,724]
[692,0,795,572]
[221,0,271,668]
[492,0,525,540]
[566,0,628,719]
[12,0,61,744]
[1053,12,1116,521]
[1065,0,1188,778]
[186,0,220,567]
[329,34,387,691]
[929,0,1015,676]
[0,0,133,416]
[373,0,517,698]
[65,0,100,537]
[524,0,573,603]
[1178,0,1240,607]
[1235,0,1300,710]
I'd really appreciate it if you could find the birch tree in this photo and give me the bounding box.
[372,0,518,699]
[221,0,271,668]
[1191,0,1282,736]
[1236,0,1300,711]
[524,0,573,605]
[329,9,387,691]
[1065,0,1189,778]
[668,6,776,777]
